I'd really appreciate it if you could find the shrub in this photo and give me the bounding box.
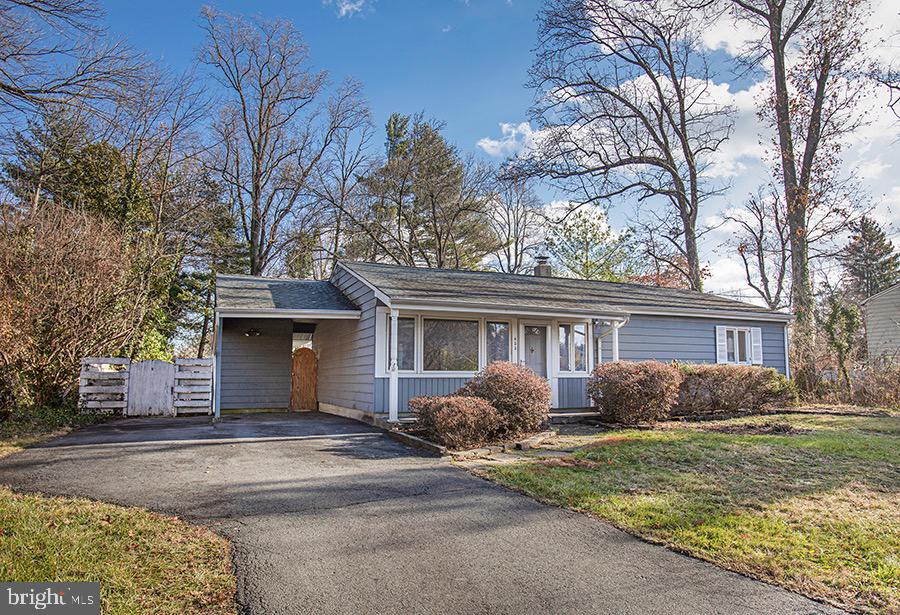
[850,362,900,409]
[457,361,551,438]
[409,395,502,449]
[673,364,798,417]
[586,361,682,424]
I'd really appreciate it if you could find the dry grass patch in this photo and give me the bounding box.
[0,408,237,614]
[0,488,236,614]
[487,412,900,614]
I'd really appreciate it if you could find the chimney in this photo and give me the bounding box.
[533,254,552,277]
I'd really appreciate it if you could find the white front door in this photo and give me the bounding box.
[522,324,548,377]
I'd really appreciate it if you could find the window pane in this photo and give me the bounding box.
[573,324,586,371]
[388,317,416,370]
[737,330,749,363]
[423,319,478,371]
[486,321,510,363]
[726,329,736,363]
[559,324,571,371]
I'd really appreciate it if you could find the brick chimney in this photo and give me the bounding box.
[533,254,552,277]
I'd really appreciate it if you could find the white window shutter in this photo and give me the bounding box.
[715,326,727,364]
[751,327,763,365]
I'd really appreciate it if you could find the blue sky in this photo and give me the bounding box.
[102,0,899,300]
[104,0,541,162]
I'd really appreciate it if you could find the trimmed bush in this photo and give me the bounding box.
[409,395,502,449]
[586,361,682,424]
[457,361,551,438]
[673,364,797,417]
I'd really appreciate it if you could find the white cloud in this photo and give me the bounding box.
[323,0,370,18]
[477,122,536,157]
[441,24,452,33]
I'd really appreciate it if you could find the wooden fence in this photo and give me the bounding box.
[79,357,213,416]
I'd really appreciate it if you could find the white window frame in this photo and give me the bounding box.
[555,318,591,377]
[723,326,752,365]
[376,308,517,377]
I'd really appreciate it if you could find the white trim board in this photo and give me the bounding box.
[215,309,361,319]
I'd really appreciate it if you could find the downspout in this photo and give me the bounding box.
[595,316,629,362]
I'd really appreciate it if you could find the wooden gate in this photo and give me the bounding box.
[291,348,317,411]
[127,360,175,416]
[80,357,214,416]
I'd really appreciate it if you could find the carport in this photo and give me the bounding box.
[212,274,361,417]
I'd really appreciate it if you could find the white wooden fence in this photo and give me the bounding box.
[79,357,213,416]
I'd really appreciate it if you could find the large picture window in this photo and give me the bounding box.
[486,321,510,363]
[387,317,416,370]
[423,319,479,371]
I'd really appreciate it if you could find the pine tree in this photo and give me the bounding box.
[841,217,900,299]
[546,209,639,281]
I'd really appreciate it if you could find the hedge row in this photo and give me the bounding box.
[587,360,797,424]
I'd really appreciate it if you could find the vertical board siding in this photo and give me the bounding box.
[599,315,787,373]
[374,377,470,412]
[375,376,588,412]
[220,318,292,409]
[558,378,590,408]
[314,268,377,413]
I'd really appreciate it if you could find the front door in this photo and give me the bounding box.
[291,348,317,411]
[523,325,548,377]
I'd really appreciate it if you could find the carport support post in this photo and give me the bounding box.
[611,321,620,362]
[213,314,222,421]
[388,308,399,422]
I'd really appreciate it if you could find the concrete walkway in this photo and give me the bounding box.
[0,413,842,615]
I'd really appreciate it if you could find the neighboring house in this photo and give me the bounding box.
[212,260,792,422]
[862,283,900,360]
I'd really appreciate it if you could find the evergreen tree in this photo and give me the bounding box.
[841,217,900,299]
[546,209,639,281]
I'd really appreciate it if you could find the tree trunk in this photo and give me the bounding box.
[197,282,213,359]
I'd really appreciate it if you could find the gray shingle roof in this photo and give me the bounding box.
[216,274,359,312]
[340,261,790,319]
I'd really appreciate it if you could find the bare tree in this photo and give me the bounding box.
[200,8,363,275]
[726,187,791,310]
[0,0,139,131]
[488,176,545,273]
[724,0,878,384]
[307,98,375,279]
[522,0,734,290]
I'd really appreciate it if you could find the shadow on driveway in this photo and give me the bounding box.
[0,412,844,615]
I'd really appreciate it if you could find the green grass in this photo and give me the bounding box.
[486,413,900,614]
[0,407,237,614]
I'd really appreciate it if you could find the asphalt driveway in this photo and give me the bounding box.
[0,413,842,614]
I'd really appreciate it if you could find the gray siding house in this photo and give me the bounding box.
[863,283,900,360]
[213,261,792,422]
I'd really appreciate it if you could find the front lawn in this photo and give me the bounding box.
[484,412,900,614]
[0,408,237,614]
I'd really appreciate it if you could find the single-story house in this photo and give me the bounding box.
[212,260,792,422]
[862,282,900,360]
